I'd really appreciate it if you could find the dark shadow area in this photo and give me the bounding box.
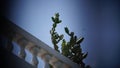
[0,0,11,16]
[0,45,36,68]
[0,17,36,68]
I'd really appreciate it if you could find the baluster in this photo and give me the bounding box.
[17,35,28,59]
[30,46,39,67]
[19,46,26,59]
[37,49,48,59]
[12,33,25,58]
[32,55,39,67]
[26,42,39,67]
[6,40,13,52]
[37,49,52,68]
[41,54,52,68]
[42,54,53,68]
[37,48,55,68]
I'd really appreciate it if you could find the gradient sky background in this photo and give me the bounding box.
[1,0,120,68]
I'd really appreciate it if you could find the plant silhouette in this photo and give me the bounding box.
[50,13,91,68]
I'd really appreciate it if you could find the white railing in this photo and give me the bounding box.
[0,17,81,68]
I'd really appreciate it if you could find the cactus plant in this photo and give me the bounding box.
[50,13,91,68]
[50,13,64,52]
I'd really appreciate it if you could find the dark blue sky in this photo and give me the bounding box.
[1,0,120,68]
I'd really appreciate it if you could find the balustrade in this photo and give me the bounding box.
[0,17,81,68]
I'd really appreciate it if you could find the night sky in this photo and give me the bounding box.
[1,0,120,68]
